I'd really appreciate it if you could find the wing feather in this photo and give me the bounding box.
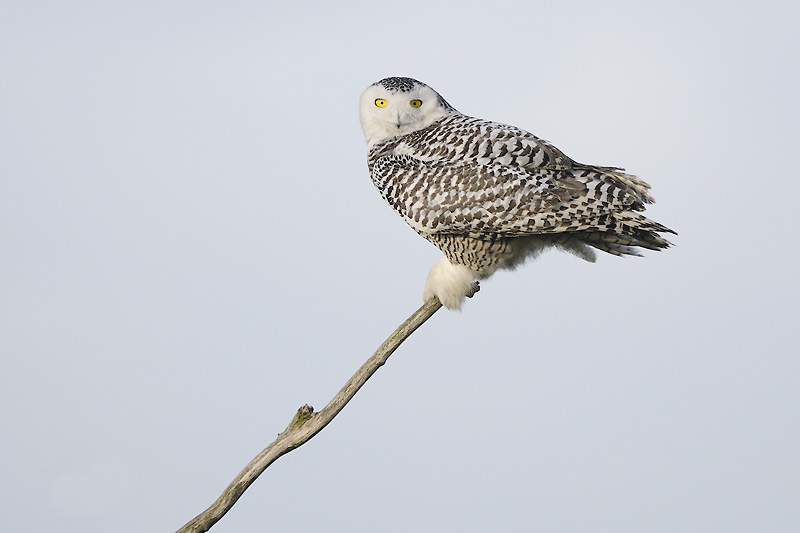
[371,155,658,238]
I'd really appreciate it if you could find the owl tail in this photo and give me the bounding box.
[578,212,675,256]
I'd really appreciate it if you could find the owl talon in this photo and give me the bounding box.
[466,281,480,298]
[423,257,480,310]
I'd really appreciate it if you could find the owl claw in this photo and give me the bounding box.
[423,257,481,310]
[466,281,480,298]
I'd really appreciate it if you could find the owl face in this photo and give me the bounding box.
[359,78,453,146]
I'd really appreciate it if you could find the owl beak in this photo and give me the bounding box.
[391,114,404,134]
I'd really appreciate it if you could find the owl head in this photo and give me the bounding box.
[359,77,457,146]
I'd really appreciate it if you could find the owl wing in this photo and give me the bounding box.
[370,154,653,238]
[371,117,668,234]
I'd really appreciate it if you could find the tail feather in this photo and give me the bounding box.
[577,211,675,256]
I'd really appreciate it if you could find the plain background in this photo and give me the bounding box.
[2,1,798,531]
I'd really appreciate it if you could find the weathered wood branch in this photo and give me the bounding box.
[176,297,443,533]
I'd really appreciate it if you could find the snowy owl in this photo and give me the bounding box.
[360,77,674,310]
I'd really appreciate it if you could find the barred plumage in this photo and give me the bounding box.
[360,77,674,310]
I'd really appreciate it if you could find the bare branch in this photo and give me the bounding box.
[176,297,443,533]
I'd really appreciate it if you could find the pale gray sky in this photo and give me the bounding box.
[2,1,798,532]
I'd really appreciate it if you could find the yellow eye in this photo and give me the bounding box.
[409,99,422,108]
[375,98,387,107]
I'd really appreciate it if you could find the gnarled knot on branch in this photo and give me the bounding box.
[283,404,315,434]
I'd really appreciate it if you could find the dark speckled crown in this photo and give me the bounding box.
[376,77,423,92]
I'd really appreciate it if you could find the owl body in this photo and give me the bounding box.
[360,77,673,310]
